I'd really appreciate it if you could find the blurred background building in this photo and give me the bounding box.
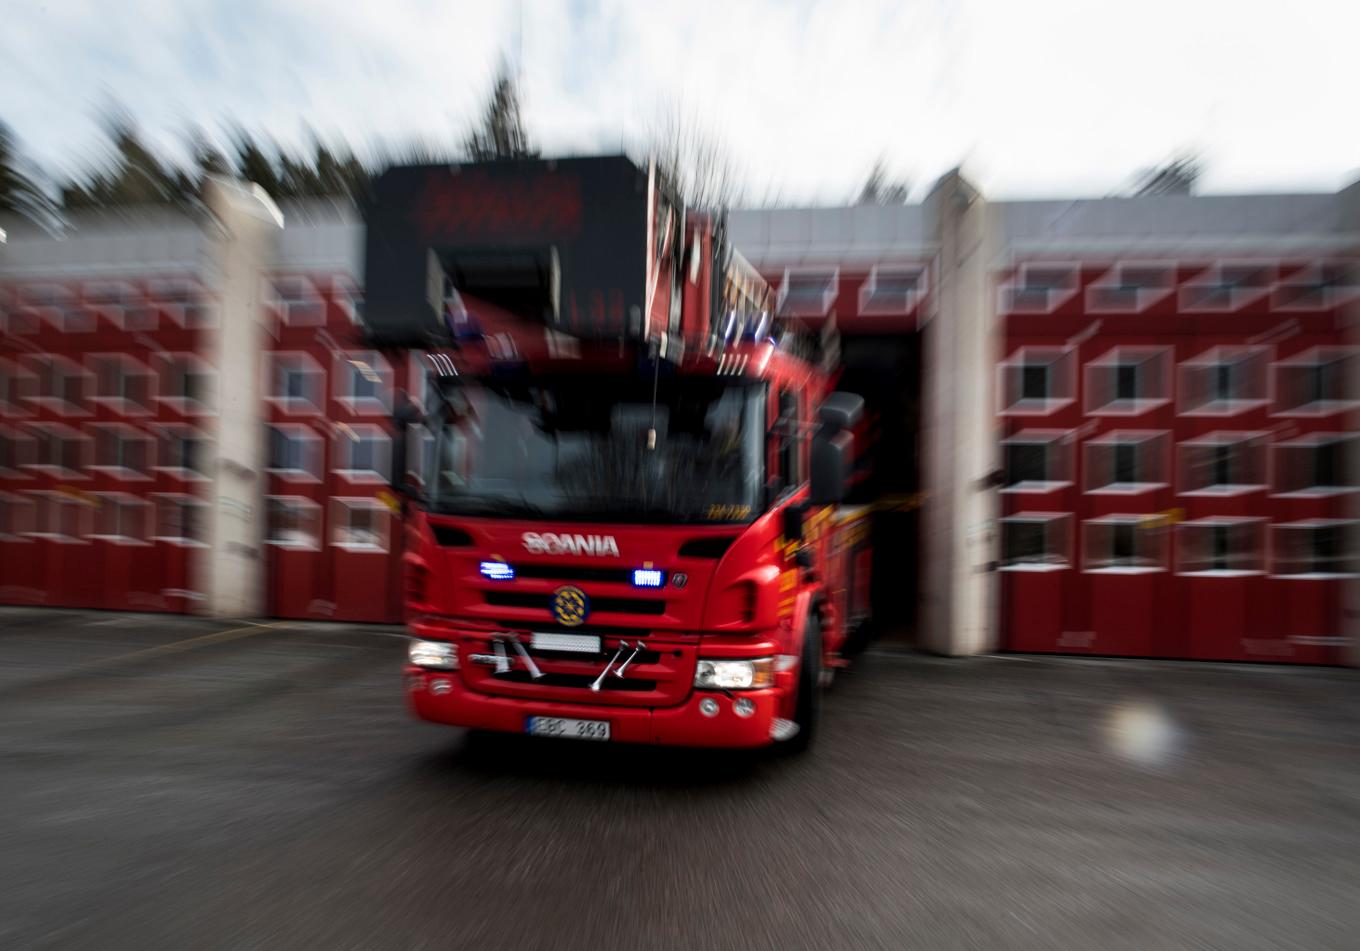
[2,173,1357,664]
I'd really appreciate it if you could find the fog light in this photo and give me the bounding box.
[699,697,720,717]
[733,697,756,718]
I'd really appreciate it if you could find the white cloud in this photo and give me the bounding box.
[1,0,1357,201]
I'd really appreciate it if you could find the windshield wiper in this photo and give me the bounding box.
[432,495,547,518]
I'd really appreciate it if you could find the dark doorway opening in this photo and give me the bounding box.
[837,333,923,646]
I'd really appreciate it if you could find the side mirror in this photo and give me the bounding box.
[390,395,423,499]
[810,429,853,505]
[818,391,864,432]
[809,392,863,505]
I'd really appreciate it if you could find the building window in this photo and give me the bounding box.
[999,348,1076,416]
[1179,263,1274,312]
[17,283,74,331]
[1179,347,1269,416]
[1273,348,1358,416]
[1271,521,1358,578]
[331,498,389,551]
[266,352,325,413]
[0,493,37,539]
[1001,431,1074,492]
[0,426,36,475]
[1179,432,1268,496]
[24,490,91,540]
[90,425,152,479]
[1000,513,1071,571]
[999,263,1079,314]
[334,425,390,482]
[271,277,326,327]
[89,355,154,415]
[0,358,35,416]
[334,277,364,326]
[858,266,926,315]
[334,351,391,413]
[777,269,838,318]
[26,355,89,415]
[405,422,435,485]
[265,496,322,550]
[1085,347,1172,415]
[153,425,208,478]
[156,354,214,414]
[26,423,89,476]
[1084,263,1174,313]
[1177,518,1267,575]
[83,280,151,331]
[148,278,213,328]
[1271,263,1355,311]
[267,425,323,481]
[1273,435,1358,496]
[1084,431,1168,494]
[92,494,151,544]
[153,495,205,544]
[1083,516,1168,572]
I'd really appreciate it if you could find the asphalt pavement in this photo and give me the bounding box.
[0,606,1357,950]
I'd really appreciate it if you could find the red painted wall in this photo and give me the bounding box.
[998,260,1356,664]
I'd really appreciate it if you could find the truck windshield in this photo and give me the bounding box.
[427,376,766,523]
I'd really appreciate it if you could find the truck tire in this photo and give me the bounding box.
[782,613,822,754]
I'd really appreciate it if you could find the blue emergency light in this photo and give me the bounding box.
[480,561,515,581]
[632,568,664,588]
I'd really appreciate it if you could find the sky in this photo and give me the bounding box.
[1,0,1358,204]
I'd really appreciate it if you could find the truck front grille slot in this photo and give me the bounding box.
[483,591,666,615]
[510,564,635,583]
[492,671,657,691]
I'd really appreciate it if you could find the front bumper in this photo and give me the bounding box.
[405,665,783,748]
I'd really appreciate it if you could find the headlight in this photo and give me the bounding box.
[409,639,459,670]
[694,657,774,690]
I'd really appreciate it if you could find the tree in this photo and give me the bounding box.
[230,128,283,197]
[1132,153,1202,197]
[858,159,911,204]
[0,121,59,227]
[463,64,536,161]
[646,103,744,210]
[61,110,190,209]
[227,129,373,204]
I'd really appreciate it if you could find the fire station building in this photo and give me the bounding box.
[2,170,1357,665]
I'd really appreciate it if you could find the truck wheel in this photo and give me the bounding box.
[782,614,823,754]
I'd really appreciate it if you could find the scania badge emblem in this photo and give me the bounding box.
[551,585,590,627]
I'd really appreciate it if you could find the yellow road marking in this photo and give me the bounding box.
[85,620,291,670]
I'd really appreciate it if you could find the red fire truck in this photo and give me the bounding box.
[364,156,871,750]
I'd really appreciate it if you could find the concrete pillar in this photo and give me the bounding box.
[197,178,283,618]
[920,171,1002,655]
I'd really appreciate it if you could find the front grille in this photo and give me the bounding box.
[483,591,666,616]
[498,621,655,638]
[488,670,657,691]
[511,564,635,583]
[528,647,664,665]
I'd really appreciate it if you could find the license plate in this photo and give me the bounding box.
[531,632,601,654]
[525,716,611,741]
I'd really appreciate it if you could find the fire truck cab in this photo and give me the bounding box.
[363,156,870,750]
